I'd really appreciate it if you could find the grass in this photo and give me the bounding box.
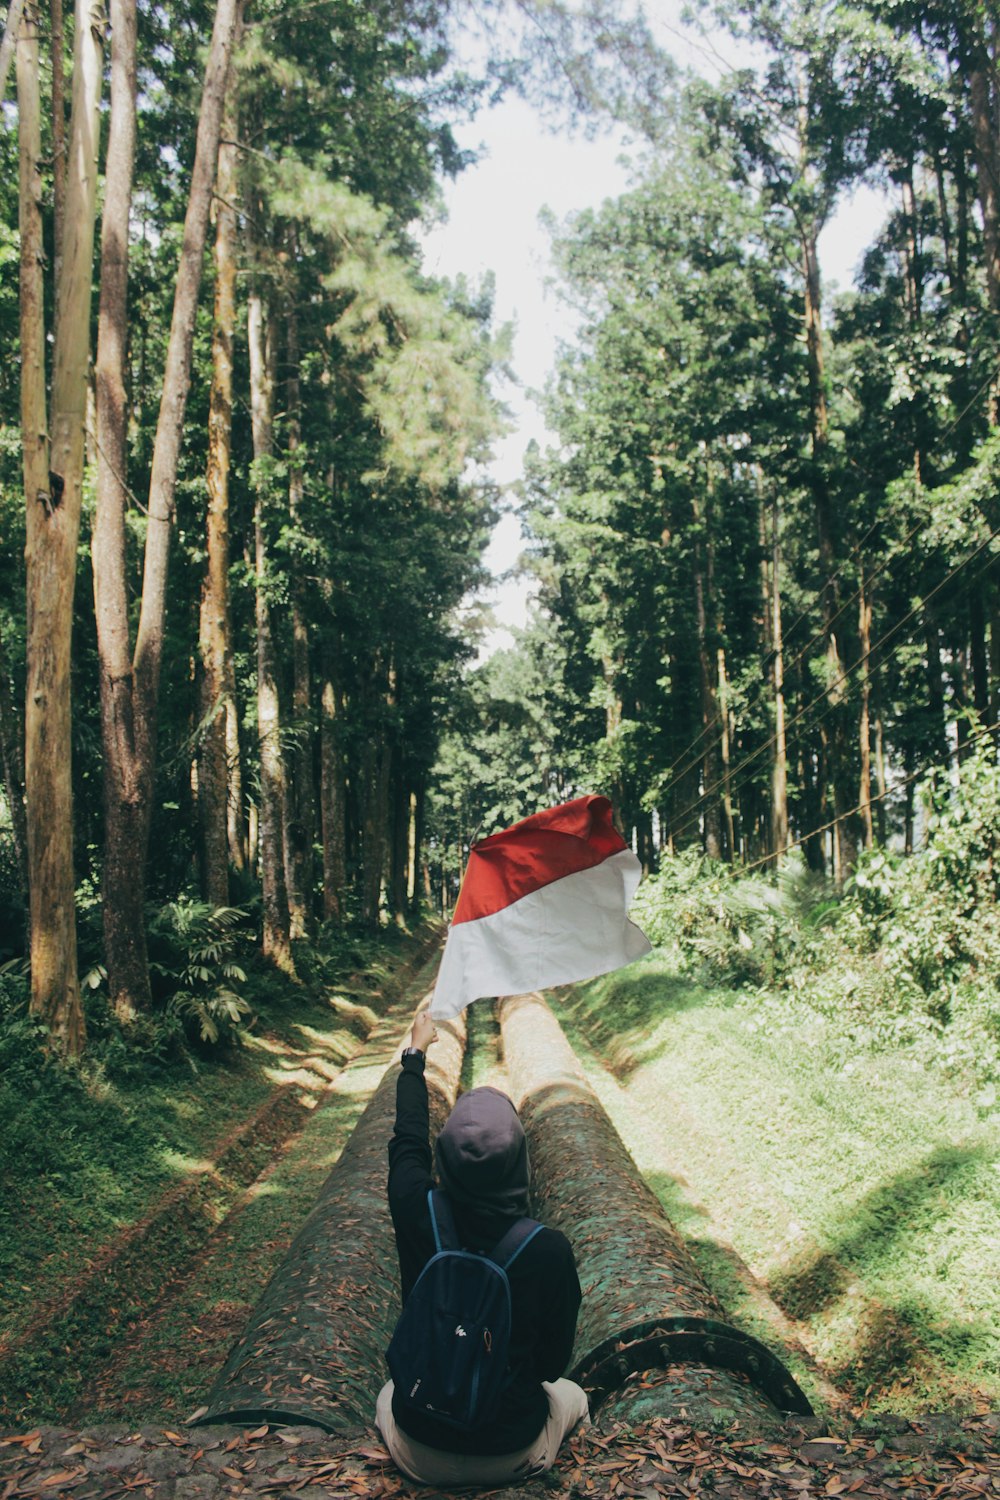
[0,927,432,1396]
[556,950,1000,1418]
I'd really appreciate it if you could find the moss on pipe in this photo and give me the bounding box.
[192,1005,466,1434]
[498,991,811,1429]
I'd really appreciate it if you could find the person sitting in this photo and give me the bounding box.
[375,1006,589,1487]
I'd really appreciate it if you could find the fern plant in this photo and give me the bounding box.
[148,899,252,1046]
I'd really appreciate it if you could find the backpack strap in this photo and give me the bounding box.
[427,1188,460,1253]
[490,1217,544,1271]
[429,1189,543,1269]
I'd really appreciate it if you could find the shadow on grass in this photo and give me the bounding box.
[771,1143,989,1320]
[825,1293,995,1409]
[558,958,732,1081]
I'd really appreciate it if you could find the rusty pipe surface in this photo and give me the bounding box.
[192,997,465,1434]
[498,991,811,1425]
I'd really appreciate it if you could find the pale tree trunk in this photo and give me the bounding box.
[407,788,419,911]
[0,622,29,919]
[283,300,314,938]
[692,547,721,860]
[990,598,1000,747]
[970,34,1000,423]
[93,0,239,1018]
[21,0,104,1055]
[0,0,24,102]
[93,0,147,1020]
[389,768,409,924]
[51,0,65,287]
[360,731,392,931]
[770,499,788,860]
[198,10,242,908]
[320,670,346,921]
[803,228,856,878]
[857,568,874,851]
[248,282,294,973]
[717,647,735,861]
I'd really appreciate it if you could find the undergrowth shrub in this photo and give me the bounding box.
[147,898,252,1047]
[636,740,1000,1087]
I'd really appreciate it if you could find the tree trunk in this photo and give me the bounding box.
[132,0,240,797]
[802,227,855,879]
[248,283,294,972]
[198,15,242,908]
[283,301,314,938]
[94,0,239,1016]
[770,499,788,861]
[320,670,346,922]
[22,0,104,1055]
[969,584,990,723]
[360,726,392,931]
[693,553,721,860]
[0,621,29,922]
[92,0,149,1021]
[969,40,1000,319]
[857,568,873,851]
[0,0,24,102]
[717,648,736,862]
[50,0,65,287]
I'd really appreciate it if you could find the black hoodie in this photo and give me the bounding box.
[386,1053,582,1455]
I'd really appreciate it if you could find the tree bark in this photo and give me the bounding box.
[857,568,874,851]
[693,555,721,860]
[320,669,346,922]
[50,0,65,287]
[132,0,240,778]
[770,499,788,861]
[94,0,239,1016]
[716,648,736,862]
[93,0,148,1020]
[283,299,314,938]
[248,283,294,973]
[0,622,29,922]
[198,11,242,909]
[22,0,104,1055]
[360,721,392,931]
[0,0,24,102]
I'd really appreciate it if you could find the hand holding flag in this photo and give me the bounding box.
[429,794,652,1021]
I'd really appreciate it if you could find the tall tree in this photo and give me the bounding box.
[93,0,240,1019]
[198,0,245,907]
[21,0,104,1054]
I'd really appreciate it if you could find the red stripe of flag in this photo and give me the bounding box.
[452,794,627,924]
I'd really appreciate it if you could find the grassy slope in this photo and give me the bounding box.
[556,950,1000,1418]
[0,933,424,1356]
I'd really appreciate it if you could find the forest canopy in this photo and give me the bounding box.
[0,0,996,1064]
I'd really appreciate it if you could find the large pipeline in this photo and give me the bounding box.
[191,999,466,1434]
[499,991,812,1429]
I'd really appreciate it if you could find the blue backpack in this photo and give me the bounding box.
[387,1188,543,1432]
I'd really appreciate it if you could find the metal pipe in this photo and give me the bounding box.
[192,999,466,1433]
[498,991,811,1427]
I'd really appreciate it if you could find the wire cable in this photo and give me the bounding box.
[662,523,1000,849]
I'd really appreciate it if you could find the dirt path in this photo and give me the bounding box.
[65,954,445,1428]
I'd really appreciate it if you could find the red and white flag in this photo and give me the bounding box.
[429,794,651,1021]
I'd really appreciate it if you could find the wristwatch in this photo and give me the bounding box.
[401,1046,424,1062]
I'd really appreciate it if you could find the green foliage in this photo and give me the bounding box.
[632,850,827,989]
[147,900,254,1048]
[635,743,1000,1088]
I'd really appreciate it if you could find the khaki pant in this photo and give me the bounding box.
[375,1378,590,1487]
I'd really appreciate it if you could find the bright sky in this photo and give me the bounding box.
[416,8,889,653]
